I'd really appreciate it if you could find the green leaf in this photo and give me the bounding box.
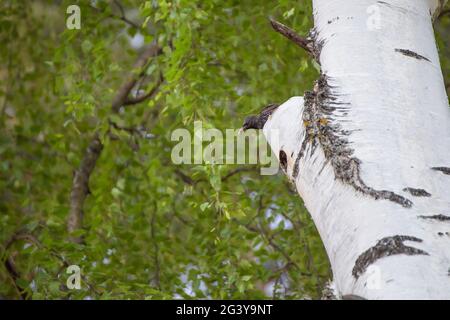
[200,202,210,212]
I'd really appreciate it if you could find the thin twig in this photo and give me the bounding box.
[174,167,257,187]
[112,0,142,29]
[89,3,141,30]
[221,167,257,181]
[174,169,196,185]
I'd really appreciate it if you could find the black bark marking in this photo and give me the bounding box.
[292,135,309,178]
[377,1,408,14]
[242,104,279,130]
[432,167,450,175]
[294,73,413,208]
[395,49,431,62]
[403,187,431,197]
[327,17,340,24]
[418,214,450,222]
[352,235,429,279]
[279,150,288,171]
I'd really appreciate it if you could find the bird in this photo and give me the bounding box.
[240,103,279,132]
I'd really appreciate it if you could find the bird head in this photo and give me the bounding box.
[241,115,258,132]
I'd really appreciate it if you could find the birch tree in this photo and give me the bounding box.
[256,0,450,299]
[1,0,449,300]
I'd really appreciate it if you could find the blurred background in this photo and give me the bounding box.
[0,0,448,299]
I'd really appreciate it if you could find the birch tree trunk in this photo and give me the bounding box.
[263,0,450,299]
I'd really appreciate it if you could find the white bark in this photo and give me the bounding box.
[263,0,450,299]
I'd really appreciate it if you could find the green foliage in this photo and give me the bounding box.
[0,0,448,300]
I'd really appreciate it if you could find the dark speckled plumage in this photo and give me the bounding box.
[242,104,279,130]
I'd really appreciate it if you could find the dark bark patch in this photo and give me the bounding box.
[279,150,288,171]
[395,49,431,62]
[431,167,450,175]
[352,235,429,279]
[418,214,450,222]
[307,28,325,63]
[403,187,431,197]
[295,73,413,208]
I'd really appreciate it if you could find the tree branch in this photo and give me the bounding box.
[269,18,314,58]
[112,42,162,113]
[124,72,164,106]
[2,232,40,299]
[3,230,99,297]
[68,134,103,243]
[68,43,162,242]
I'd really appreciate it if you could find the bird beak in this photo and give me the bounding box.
[238,127,244,135]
